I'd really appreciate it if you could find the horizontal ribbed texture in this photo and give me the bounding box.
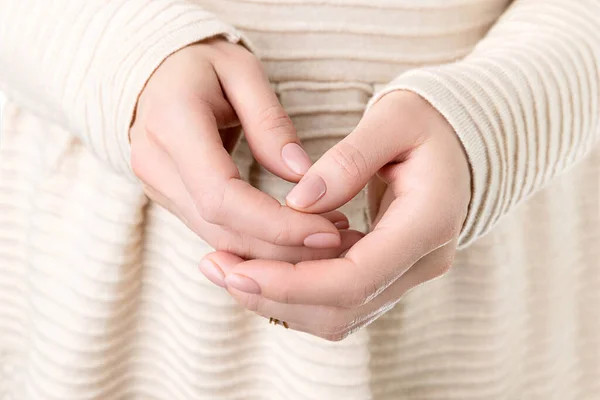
[1,0,600,399]
[369,0,600,246]
[0,0,244,178]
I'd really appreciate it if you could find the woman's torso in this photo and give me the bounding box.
[2,1,600,399]
[202,0,511,223]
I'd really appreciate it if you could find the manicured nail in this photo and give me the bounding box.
[225,274,262,294]
[334,220,350,230]
[281,143,312,176]
[198,259,226,288]
[303,232,341,249]
[286,175,326,209]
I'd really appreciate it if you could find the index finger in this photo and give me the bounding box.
[225,186,448,307]
[212,45,311,182]
[157,99,344,248]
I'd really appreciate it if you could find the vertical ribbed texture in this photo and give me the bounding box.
[369,0,600,247]
[0,0,244,178]
[1,1,600,399]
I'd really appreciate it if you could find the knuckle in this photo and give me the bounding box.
[241,293,261,313]
[236,235,258,260]
[271,225,290,246]
[329,142,368,184]
[257,105,294,137]
[214,229,245,254]
[197,185,226,224]
[278,287,294,305]
[186,92,219,114]
[270,210,293,245]
[272,271,295,305]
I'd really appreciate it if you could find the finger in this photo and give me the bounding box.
[214,242,455,341]
[224,181,451,307]
[213,46,312,181]
[285,94,423,214]
[148,94,344,248]
[211,229,364,263]
[210,211,355,262]
[146,177,363,262]
[144,178,363,262]
[202,252,356,337]
[131,123,203,230]
[225,287,379,341]
[134,126,360,257]
[199,230,363,283]
[149,182,363,262]
[227,286,359,341]
[203,229,362,276]
[145,73,241,189]
[321,211,350,230]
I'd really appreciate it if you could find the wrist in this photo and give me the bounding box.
[374,89,472,236]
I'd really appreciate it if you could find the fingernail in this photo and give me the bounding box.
[286,175,326,209]
[334,220,350,230]
[303,232,341,249]
[198,259,226,288]
[225,274,262,294]
[281,143,312,176]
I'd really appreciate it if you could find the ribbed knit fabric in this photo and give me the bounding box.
[1,1,599,399]
[368,0,600,246]
[0,0,245,177]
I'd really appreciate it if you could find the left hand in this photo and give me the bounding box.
[199,90,472,341]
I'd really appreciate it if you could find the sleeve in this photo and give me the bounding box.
[368,0,600,248]
[0,0,248,178]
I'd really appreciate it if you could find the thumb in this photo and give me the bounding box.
[285,94,417,213]
[213,45,312,182]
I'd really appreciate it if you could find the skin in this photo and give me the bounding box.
[130,37,471,340]
[130,39,363,264]
[201,90,472,341]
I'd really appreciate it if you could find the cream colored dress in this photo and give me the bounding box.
[1,0,599,399]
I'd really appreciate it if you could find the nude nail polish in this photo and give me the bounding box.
[334,220,350,230]
[225,274,262,294]
[303,232,341,248]
[198,259,226,288]
[286,175,327,209]
[281,143,312,176]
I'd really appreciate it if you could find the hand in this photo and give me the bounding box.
[200,90,471,340]
[130,39,363,263]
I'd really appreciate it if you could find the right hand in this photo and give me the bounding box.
[130,38,363,262]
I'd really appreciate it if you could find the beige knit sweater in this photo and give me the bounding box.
[1,0,599,399]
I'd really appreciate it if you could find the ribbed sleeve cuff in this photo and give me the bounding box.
[367,68,493,247]
[367,1,600,248]
[78,1,248,180]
